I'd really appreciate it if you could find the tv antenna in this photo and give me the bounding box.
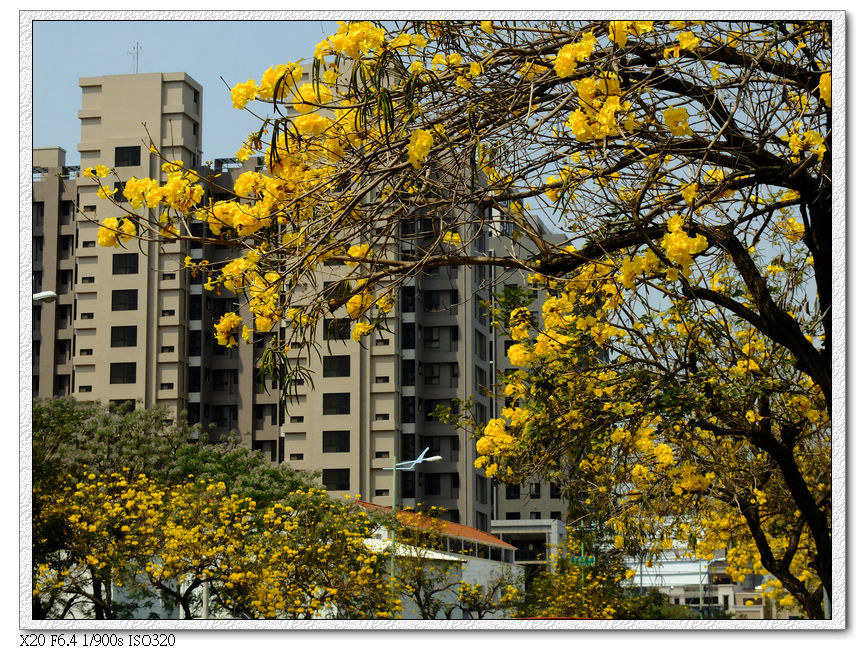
[128,42,143,74]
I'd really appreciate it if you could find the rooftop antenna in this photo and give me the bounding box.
[128,42,143,74]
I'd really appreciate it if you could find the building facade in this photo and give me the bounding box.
[31,70,567,531]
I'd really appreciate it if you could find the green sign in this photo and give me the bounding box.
[570,555,595,567]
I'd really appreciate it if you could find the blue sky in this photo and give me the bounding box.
[31,19,341,165]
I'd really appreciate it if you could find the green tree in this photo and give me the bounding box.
[83,18,835,618]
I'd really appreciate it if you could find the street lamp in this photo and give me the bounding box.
[33,290,58,304]
[383,446,442,616]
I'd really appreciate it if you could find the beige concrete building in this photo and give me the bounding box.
[32,70,569,531]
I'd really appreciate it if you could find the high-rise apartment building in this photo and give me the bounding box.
[32,71,566,530]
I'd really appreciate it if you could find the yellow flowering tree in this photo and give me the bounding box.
[33,473,394,619]
[80,19,834,618]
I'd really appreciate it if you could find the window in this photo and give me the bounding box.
[159,382,174,390]
[529,483,541,499]
[322,469,350,491]
[375,376,389,384]
[109,362,136,384]
[529,511,541,520]
[323,430,350,453]
[375,451,389,459]
[323,393,351,415]
[160,345,175,353]
[110,326,137,347]
[425,474,441,496]
[550,511,562,520]
[322,355,350,377]
[505,484,520,500]
[115,145,141,167]
[424,327,440,349]
[505,512,521,520]
[401,359,415,387]
[109,399,135,413]
[401,396,416,424]
[161,272,176,280]
[112,253,138,275]
[112,289,138,311]
[82,240,96,248]
[323,318,351,340]
[289,453,304,461]
[374,338,389,346]
[79,385,93,393]
[161,309,175,317]
[401,322,415,349]
[374,413,389,421]
[289,415,304,423]
[80,312,94,320]
[550,483,562,499]
[374,489,389,497]
[401,286,415,313]
[424,363,441,386]
[79,348,93,356]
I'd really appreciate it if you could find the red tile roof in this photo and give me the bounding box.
[356,500,516,550]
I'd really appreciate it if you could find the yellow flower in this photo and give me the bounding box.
[677,31,701,51]
[292,83,334,114]
[407,129,433,168]
[346,292,374,319]
[231,79,258,109]
[480,21,494,34]
[663,106,693,136]
[442,231,462,247]
[819,72,831,107]
[351,321,374,341]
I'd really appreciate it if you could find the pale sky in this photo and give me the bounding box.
[31,18,341,165]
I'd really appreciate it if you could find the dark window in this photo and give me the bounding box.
[401,322,415,349]
[375,451,389,459]
[505,484,520,500]
[109,362,136,384]
[323,318,351,340]
[188,367,201,393]
[289,415,304,423]
[401,396,416,424]
[110,325,137,347]
[401,359,415,386]
[551,511,562,520]
[529,511,541,520]
[374,413,389,421]
[550,483,562,499]
[109,399,135,413]
[115,145,141,167]
[323,393,350,415]
[425,473,441,496]
[112,253,139,275]
[322,430,350,453]
[505,512,521,520]
[529,483,541,499]
[111,289,138,311]
[190,295,202,320]
[401,286,415,313]
[322,468,350,491]
[162,272,176,281]
[323,355,350,377]
[160,345,174,353]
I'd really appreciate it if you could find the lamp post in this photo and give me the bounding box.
[33,290,58,304]
[383,446,442,617]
